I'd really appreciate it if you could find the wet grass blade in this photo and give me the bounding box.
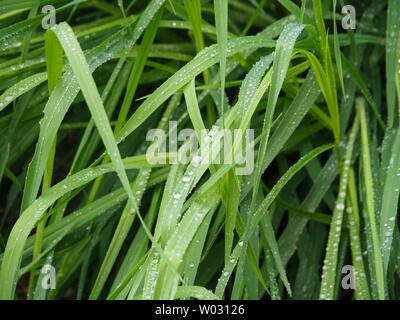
[319,111,359,300]
[214,0,228,123]
[358,98,385,300]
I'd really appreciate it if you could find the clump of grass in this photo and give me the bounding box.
[0,0,399,300]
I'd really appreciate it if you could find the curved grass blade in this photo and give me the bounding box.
[47,22,139,214]
[217,144,334,298]
[234,22,304,298]
[0,153,163,299]
[251,22,304,204]
[0,73,47,112]
[116,36,276,145]
[20,0,167,212]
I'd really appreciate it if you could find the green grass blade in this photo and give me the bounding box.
[386,0,400,127]
[319,112,359,300]
[214,0,228,124]
[358,98,385,300]
[347,168,371,299]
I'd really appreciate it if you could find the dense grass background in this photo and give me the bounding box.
[0,0,399,300]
